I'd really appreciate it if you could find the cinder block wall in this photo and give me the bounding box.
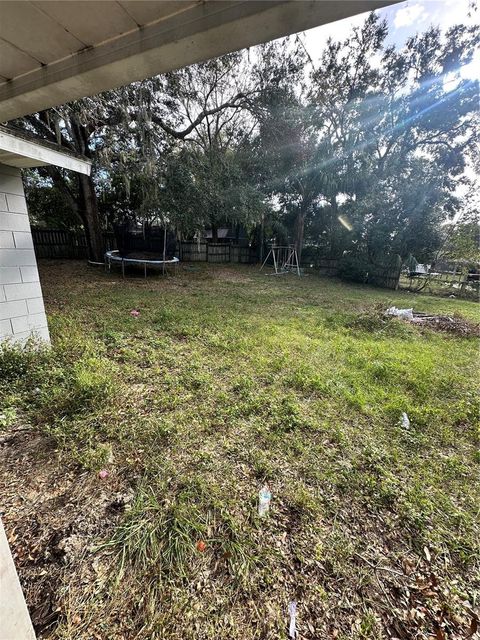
[0,163,50,343]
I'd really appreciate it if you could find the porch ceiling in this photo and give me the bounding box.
[0,0,398,122]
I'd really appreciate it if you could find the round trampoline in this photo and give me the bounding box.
[105,250,179,278]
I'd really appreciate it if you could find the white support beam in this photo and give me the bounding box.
[0,128,91,174]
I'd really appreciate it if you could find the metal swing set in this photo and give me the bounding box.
[260,245,301,276]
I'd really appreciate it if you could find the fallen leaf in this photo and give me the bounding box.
[423,546,431,562]
[402,558,414,575]
[434,626,445,640]
[467,617,478,637]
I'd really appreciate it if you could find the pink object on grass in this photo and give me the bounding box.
[98,469,109,479]
[130,309,140,317]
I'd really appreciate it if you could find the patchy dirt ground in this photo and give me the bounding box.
[0,422,131,637]
[411,313,480,337]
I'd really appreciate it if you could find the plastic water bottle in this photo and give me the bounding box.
[288,601,297,638]
[258,485,271,517]
[400,412,410,429]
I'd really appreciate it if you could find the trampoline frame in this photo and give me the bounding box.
[105,250,179,278]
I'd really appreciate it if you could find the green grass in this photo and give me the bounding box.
[1,260,479,639]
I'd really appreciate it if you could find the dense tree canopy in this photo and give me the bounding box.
[10,13,479,267]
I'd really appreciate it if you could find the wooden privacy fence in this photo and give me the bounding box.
[32,228,88,259]
[31,230,401,289]
[32,231,257,264]
[368,256,402,290]
[178,242,256,264]
[311,258,338,277]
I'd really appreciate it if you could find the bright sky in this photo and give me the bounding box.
[302,0,480,80]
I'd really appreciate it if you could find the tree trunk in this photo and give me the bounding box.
[293,207,306,263]
[329,197,338,257]
[79,174,104,262]
[211,224,219,243]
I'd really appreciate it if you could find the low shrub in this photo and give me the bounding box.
[0,338,49,384]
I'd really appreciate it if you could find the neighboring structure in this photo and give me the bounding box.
[0,126,91,344]
[203,227,249,242]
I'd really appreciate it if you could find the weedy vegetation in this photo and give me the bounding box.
[0,261,478,640]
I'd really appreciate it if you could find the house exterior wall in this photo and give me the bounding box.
[0,162,50,343]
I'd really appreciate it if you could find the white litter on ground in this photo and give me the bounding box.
[288,601,297,638]
[386,306,414,320]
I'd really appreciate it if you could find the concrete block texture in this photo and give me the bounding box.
[11,312,48,334]
[0,267,22,285]
[6,193,28,214]
[4,281,43,302]
[0,163,50,343]
[0,299,28,320]
[1,249,37,267]
[26,297,45,314]
[0,318,13,337]
[0,212,31,232]
[20,266,40,283]
[14,231,34,249]
[0,230,15,248]
[0,170,25,196]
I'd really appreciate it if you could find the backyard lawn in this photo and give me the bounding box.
[1,260,479,640]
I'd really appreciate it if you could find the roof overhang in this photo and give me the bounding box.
[0,127,92,174]
[0,0,398,122]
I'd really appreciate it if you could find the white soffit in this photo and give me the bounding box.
[0,127,92,175]
[0,0,398,122]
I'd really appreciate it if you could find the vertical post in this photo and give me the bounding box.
[163,226,166,276]
[260,248,272,271]
[260,212,264,264]
[122,258,125,279]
